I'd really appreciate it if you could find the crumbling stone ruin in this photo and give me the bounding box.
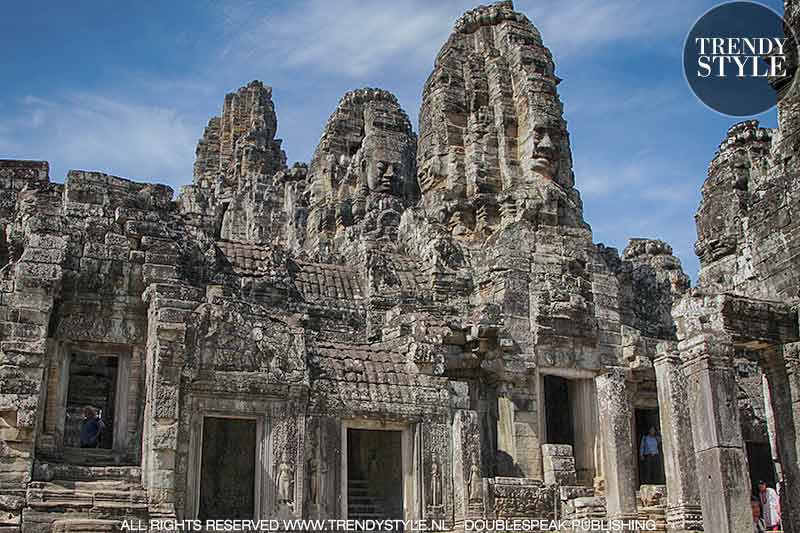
[0,1,798,532]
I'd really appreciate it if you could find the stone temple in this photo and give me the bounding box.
[0,1,798,532]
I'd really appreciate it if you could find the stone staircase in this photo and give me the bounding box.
[347,479,385,520]
[21,461,148,533]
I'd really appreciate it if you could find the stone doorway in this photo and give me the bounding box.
[541,374,598,485]
[346,428,404,520]
[634,408,664,485]
[746,441,777,496]
[64,352,119,450]
[543,375,575,447]
[198,417,258,520]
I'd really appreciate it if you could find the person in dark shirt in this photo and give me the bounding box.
[79,406,105,448]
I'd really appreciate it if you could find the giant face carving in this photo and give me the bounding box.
[366,160,396,194]
[529,118,562,181]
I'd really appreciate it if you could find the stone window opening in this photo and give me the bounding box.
[64,353,118,449]
[54,346,133,462]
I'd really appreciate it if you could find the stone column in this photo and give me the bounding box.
[514,375,542,480]
[596,367,637,520]
[761,375,783,482]
[571,379,598,486]
[681,334,751,533]
[496,383,517,476]
[654,344,703,532]
[762,344,800,533]
[452,408,483,525]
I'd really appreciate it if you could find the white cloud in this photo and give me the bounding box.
[521,0,695,58]
[640,183,697,203]
[5,93,198,187]
[576,149,698,204]
[214,0,695,80]
[578,157,649,197]
[0,1,704,195]
[218,0,460,79]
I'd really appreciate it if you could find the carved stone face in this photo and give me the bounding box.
[731,150,750,191]
[530,119,562,181]
[366,160,394,193]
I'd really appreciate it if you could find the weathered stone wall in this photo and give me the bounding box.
[0,162,63,531]
[695,64,800,301]
[0,2,697,531]
[666,3,800,529]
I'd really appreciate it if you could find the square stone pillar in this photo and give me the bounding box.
[654,345,703,532]
[571,379,598,486]
[596,367,637,520]
[496,387,517,476]
[681,335,751,533]
[453,408,483,524]
[513,376,542,479]
[762,344,800,533]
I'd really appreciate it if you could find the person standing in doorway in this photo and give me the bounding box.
[639,427,661,484]
[758,480,781,531]
[79,406,105,448]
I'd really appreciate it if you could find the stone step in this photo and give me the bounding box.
[348,503,381,510]
[36,478,139,492]
[347,494,383,501]
[37,448,131,468]
[33,461,142,484]
[52,518,123,532]
[26,482,148,514]
[22,509,147,533]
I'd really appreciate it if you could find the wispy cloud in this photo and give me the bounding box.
[576,148,698,204]
[564,84,684,119]
[217,0,458,79]
[521,0,695,58]
[640,183,697,203]
[3,93,198,187]
[214,0,696,80]
[578,155,651,197]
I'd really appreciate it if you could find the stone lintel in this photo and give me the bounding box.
[674,292,798,351]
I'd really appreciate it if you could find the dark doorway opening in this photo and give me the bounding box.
[347,429,403,520]
[544,375,574,446]
[746,441,777,495]
[635,408,665,485]
[199,417,257,520]
[64,352,118,449]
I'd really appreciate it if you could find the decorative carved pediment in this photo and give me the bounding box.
[194,302,307,381]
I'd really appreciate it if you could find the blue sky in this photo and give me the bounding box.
[0,0,785,280]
